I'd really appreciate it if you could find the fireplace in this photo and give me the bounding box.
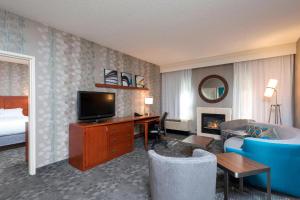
[201,113,225,135]
[197,107,232,139]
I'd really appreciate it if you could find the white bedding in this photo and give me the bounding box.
[0,116,29,136]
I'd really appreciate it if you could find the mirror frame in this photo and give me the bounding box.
[198,74,229,103]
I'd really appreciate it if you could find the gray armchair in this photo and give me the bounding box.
[148,149,217,200]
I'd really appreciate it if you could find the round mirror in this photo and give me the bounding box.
[198,75,228,103]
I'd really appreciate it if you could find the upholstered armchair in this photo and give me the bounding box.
[148,149,217,200]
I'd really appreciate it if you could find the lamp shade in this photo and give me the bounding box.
[145,97,153,105]
[267,79,278,88]
[264,79,278,97]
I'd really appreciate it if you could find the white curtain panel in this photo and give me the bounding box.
[233,55,294,126]
[161,69,193,120]
[179,69,193,120]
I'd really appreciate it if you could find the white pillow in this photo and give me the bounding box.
[0,109,4,116]
[2,108,24,117]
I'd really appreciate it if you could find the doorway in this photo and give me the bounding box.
[0,50,36,175]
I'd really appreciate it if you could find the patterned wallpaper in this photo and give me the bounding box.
[0,61,29,96]
[0,9,160,167]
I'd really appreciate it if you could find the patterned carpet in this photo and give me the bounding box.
[0,134,295,200]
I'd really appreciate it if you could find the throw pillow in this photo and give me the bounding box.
[259,128,278,139]
[245,125,261,137]
[245,125,278,139]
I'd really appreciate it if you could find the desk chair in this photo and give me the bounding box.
[149,112,168,149]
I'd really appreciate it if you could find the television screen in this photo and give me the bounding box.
[77,91,115,121]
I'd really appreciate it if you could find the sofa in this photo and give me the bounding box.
[221,120,300,198]
[148,149,216,200]
[220,119,255,144]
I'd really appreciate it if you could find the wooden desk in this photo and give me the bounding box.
[217,153,271,200]
[135,116,160,150]
[69,115,159,171]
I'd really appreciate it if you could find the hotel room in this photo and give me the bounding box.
[0,60,29,154]
[0,1,300,200]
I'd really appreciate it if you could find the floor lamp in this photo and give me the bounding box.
[264,79,282,125]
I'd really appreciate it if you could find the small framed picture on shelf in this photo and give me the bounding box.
[135,75,145,88]
[121,72,133,87]
[104,69,118,85]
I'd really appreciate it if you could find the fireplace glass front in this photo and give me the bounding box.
[201,113,225,135]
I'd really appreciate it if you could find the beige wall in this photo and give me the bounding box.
[295,38,300,128]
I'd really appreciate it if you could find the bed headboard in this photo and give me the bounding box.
[0,96,28,116]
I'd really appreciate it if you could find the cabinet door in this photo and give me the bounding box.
[85,126,108,169]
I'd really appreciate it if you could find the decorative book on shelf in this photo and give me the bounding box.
[95,83,149,91]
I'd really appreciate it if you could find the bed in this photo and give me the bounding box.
[0,96,28,147]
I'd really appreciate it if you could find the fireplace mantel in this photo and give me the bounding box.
[197,107,232,139]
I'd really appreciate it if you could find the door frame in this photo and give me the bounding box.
[0,50,36,175]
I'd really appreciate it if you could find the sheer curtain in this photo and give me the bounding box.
[233,55,294,126]
[161,69,193,120]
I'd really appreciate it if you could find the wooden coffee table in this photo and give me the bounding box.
[217,153,271,200]
[182,135,214,150]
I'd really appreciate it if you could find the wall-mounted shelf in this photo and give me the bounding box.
[95,83,149,91]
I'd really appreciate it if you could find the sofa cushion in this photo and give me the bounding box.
[273,126,299,140]
[249,122,277,129]
[220,119,255,131]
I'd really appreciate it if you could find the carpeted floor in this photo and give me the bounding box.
[0,134,295,200]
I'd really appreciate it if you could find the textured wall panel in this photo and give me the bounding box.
[0,9,160,167]
[0,61,29,96]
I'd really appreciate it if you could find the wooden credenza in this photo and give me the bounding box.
[69,120,134,171]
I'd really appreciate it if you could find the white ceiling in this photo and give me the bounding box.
[1,0,300,67]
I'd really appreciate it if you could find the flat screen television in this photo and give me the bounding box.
[77,91,115,121]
